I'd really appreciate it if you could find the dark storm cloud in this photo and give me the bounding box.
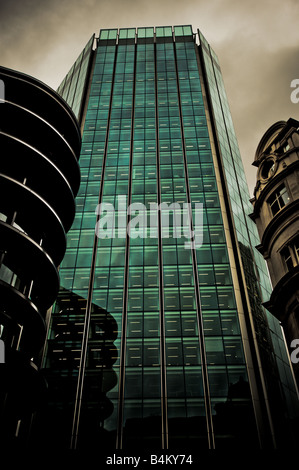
[215,28,299,191]
[1,0,299,195]
[1,0,99,70]
[0,0,188,84]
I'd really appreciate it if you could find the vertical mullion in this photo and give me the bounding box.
[172,39,215,449]
[116,38,137,450]
[69,51,83,110]
[70,42,118,450]
[154,39,169,450]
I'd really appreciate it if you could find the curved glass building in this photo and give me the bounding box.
[0,66,81,446]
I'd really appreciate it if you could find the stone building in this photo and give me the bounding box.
[250,118,299,383]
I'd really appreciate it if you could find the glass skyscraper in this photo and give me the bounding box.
[35,25,299,451]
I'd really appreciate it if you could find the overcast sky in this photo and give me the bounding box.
[1,0,299,195]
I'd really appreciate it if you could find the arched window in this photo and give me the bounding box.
[268,184,290,216]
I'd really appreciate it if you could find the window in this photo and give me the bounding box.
[268,184,290,216]
[261,159,275,179]
[281,246,294,271]
[281,236,299,272]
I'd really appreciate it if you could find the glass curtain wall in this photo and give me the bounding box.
[57,35,95,120]
[198,30,299,445]
[40,25,298,451]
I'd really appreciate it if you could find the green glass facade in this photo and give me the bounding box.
[57,34,95,120]
[37,26,299,451]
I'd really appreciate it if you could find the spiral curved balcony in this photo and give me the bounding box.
[0,66,81,425]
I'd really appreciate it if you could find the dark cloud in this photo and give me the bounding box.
[1,0,299,195]
[218,41,299,192]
